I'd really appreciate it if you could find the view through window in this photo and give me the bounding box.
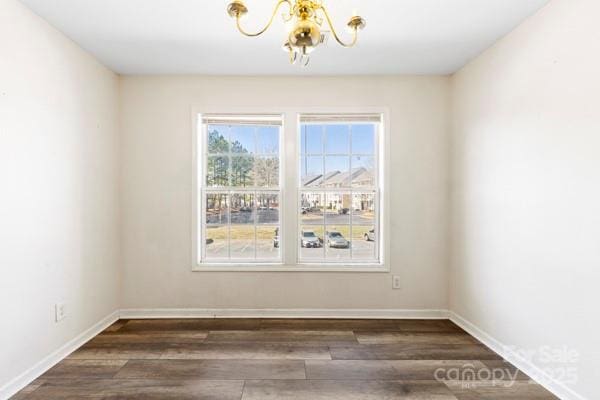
[201,116,281,262]
[198,113,382,267]
[299,116,379,263]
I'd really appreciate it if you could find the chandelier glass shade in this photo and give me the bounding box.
[227,0,366,66]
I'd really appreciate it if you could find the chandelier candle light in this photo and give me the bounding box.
[227,0,366,66]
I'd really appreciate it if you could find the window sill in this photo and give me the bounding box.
[192,264,389,273]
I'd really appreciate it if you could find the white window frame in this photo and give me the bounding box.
[298,117,381,265]
[192,107,390,272]
[199,116,284,264]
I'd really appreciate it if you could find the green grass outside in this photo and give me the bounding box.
[206,225,374,241]
[206,225,277,240]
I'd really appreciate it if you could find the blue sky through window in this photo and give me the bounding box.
[257,126,279,154]
[301,156,323,178]
[301,124,375,155]
[300,123,376,177]
[351,124,375,154]
[301,125,323,154]
[229,125,255,154]
[209,125,280,155]
[325,125,349,154]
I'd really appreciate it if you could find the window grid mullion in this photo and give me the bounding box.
[227,191,231,260]
[322,125,326,261]
[254,189,257,260]
[349,124,353,261]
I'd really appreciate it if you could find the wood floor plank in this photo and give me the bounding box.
[118,318,261,332]
[88,331,208,344]
[205,330,358,346]
[103,320,129,332]
[330,343,501,360]
[260,318,464,333]
[355,332,480,345]
[479,359,532,380]
[161,343,331,360]
[115,359,306,380]
[242,380,458,399]
[25,379,245,399]
[444,380,559,399]
[305,360,488,380]
[67,343,167,360]
[41,360,127,379]
[8,379,46,399]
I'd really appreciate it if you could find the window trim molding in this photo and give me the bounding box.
[191,106,391,273]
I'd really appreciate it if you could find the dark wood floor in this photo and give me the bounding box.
[13,319,558,399]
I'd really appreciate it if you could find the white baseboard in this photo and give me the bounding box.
[119,308,449,320]
[449,311,588,400]
[0,310,120,400]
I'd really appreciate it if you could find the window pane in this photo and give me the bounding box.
[299,225,324,260]
[256,156,279,188]
[207,125,229,154]
[300,192,324,224]
[230,155,254,187]
[296,117,381,265]
[201,117,283,264]
[205,225,228,259]
[257,226,280,260]
[257,127,279,154]
[325,125,349,154]
[230,193,255,224]
[206,193,229,224]
[351,156,375,188]
[325,226,351,260]
[230,125,255,154]
[257,193,279,224]
[325,193,351,225]
[301,125,323,154]
[230,225,255,259]
[207,156,229,187]
[352,225,376,261]
[324,156,350,188]
[351,124,375,154]
[300,156,323,187]
[352,193,375,225]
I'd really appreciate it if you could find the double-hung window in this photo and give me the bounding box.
[298,114,380,264]
[195,111,385,270]
[199,115,282,263]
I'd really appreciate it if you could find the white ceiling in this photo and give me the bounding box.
[20,0,549,75]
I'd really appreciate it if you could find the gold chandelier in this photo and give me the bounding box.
[227,0,366,66]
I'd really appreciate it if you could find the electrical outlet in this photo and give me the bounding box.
[392,276,401,289]
[55,303,66,322]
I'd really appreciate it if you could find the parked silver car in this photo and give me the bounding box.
[325,231,350,248]
[364,228,375,241]
[300,230,321,248]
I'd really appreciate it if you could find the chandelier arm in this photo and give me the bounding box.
[235,0,293,37]
[319,5,358,48]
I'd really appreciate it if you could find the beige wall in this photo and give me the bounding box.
[6,0,599,397]
[450,0,600,398]
[119,76,450,311]
[0,0,120,392]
